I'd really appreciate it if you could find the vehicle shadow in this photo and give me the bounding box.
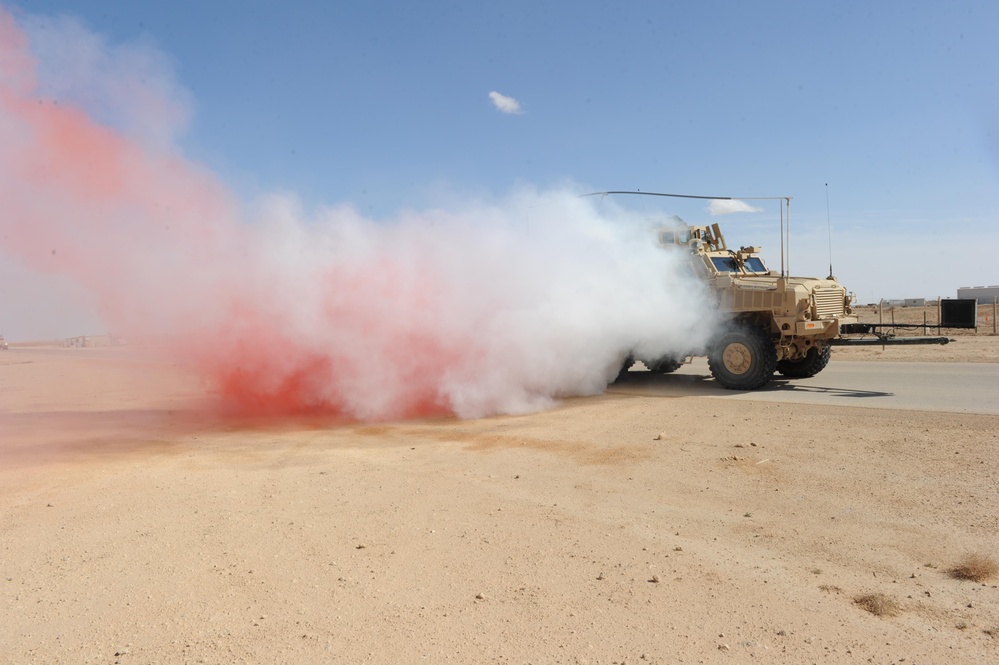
[609,369,893,399]
[764,377,893,398]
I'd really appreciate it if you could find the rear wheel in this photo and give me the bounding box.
[614,356,635,382]
[708,326,777,390]
[776,346,831,378]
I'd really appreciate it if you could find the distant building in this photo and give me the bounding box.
[903,298,925,307]
[64,334,124,347]
[957,286,999,304]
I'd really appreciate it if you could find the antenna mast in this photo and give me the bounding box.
[779,199,785,277]
[825,183,834,280]
[784,197,791,277]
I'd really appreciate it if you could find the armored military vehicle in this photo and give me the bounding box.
[600,191,952,390]
[632,218,853,389]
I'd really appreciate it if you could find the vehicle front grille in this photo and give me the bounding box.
[813,287,846,318]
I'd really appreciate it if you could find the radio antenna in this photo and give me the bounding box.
[584,190,794,275]
[825,183,834,280]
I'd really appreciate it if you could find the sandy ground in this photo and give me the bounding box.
[2,341,998,664]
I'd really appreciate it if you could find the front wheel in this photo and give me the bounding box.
[776,346,831,378]
[707,326,777,390]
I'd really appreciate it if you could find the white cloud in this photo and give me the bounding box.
[707,199,763,216]
[489,90,523,115]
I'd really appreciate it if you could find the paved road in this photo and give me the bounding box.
[610,359,999,415]
[6,347,996,416]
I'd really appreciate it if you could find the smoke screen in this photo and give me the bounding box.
[0,8,719,421]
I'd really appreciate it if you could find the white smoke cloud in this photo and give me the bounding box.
[231,188,721,419]
[708,199,763,215]
[489,90,523,115]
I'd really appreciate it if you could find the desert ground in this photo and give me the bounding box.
[1,335,997,663]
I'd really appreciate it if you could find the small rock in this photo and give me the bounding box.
[649,575,660,583]
[475,593,484,600]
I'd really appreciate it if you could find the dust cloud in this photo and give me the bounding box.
[0,8,719,421]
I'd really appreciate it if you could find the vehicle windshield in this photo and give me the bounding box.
[710,256,768,274]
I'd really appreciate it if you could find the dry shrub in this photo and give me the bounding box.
[948,553,999,582]
[854,593,902,618]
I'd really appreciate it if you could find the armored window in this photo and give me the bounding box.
[710,256,768,274]
[710,257,740,273]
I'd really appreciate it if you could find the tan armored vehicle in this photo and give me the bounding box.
[634,218,855,389]
[600,190,954,390]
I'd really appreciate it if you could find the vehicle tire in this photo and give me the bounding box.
[707,325,777,390]
[645,356,682,374]
[614,356,635,382]
[776,346,831,378]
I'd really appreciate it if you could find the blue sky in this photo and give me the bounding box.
[4,0,999,334]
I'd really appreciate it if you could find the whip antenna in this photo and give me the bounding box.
[825,183,834,280]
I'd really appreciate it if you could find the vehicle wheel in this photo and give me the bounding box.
[776,346,831,378]
[646,356,682,374]
[707,326,777,390]
[614,356,635,382]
